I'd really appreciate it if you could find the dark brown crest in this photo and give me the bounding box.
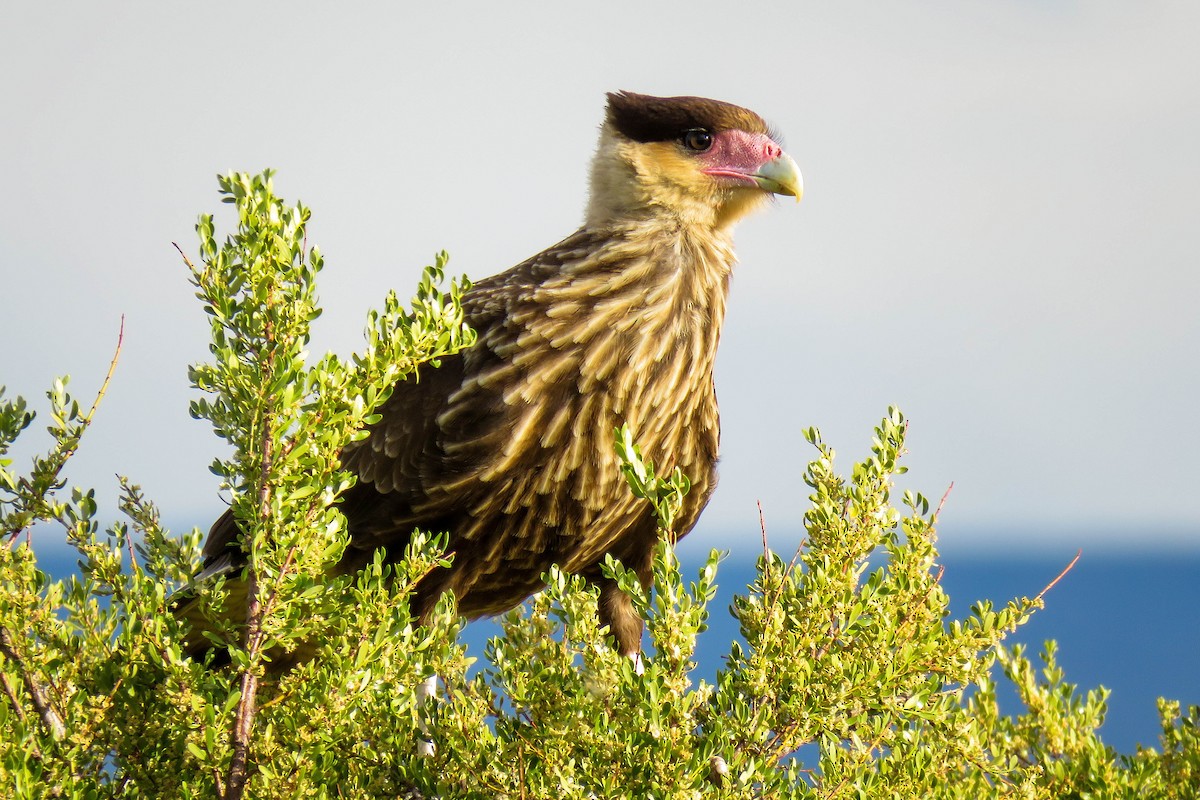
[605,91,769,143]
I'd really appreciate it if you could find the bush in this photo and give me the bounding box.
[2,172,1196,798]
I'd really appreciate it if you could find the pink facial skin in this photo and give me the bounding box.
[699,130,785,187]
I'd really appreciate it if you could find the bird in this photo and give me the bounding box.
[186,91,801,661]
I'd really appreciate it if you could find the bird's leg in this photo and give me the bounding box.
[596,575,645,665]
[592,540,656,672]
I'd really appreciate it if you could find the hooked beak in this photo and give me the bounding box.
[752,151,803,202]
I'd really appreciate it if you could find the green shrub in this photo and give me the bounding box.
[2,172,1195,799]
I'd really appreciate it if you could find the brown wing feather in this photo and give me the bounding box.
[334,221,728,617]
[338,229,605,542]
[196,219,730,629]
[184,91,797,662]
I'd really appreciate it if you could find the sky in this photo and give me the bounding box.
[2,1,1198,558]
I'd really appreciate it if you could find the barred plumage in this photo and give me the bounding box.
[191,91,801,658]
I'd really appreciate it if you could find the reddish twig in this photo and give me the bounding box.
[1035,549,1082,603]
[932,481,954,523]
[172,241,192,266]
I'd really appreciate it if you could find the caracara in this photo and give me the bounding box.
[190,91,801,659]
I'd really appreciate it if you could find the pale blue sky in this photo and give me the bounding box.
[3,2,1197,555]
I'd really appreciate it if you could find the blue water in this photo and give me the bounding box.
[460,543,1200,756]
[28,538,1199,755]
[931,549,1200,755]
[693,545,1199,755]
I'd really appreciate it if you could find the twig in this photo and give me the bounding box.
[5,316,124,545]
[757,501,788,630]
[757,500,807,628]
[893,564,945,639]
[758,500,768,561]
[224,308,279,800]
[1035,550,1081,603]
[125,519,140,576]
[821,772,853,799]
[932,481,954,523]
[783,537,805,582]
[172,241,194,269]
[0,670,28,725]
[3,670,47,757]
[258,543,298,628]
[82,314,125,429]
[0,626,66,740]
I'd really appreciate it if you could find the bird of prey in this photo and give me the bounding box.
[190,91,801,659]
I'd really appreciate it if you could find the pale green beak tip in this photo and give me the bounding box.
[754,152,803,202]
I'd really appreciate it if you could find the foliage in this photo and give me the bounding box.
[2,172,1198,798]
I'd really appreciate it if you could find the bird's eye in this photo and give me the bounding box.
[682,129,713,152]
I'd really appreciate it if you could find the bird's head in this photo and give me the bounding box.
[586,91,802,231]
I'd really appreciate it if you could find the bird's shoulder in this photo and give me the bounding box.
[339,227,616,537]
[463,227,613,310]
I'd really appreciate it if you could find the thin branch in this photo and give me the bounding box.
[757,500,807,635]
[50,312,125,475]
[0,626,66,740]
[0,670,28,725]
[757,500,789,638]
[125,519,140,576]
[893,564,946,640]
[820,772,853,799]
[224,311,277,800]
[769,718,814,762]
[5,316,124,545]
[257,542,298,628]
[1034,550,1082,604]
[783,536,805,582]
[931,481,954,523]
[172,241,195,270]
[758,499,769,561]
[81,313,125,429]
